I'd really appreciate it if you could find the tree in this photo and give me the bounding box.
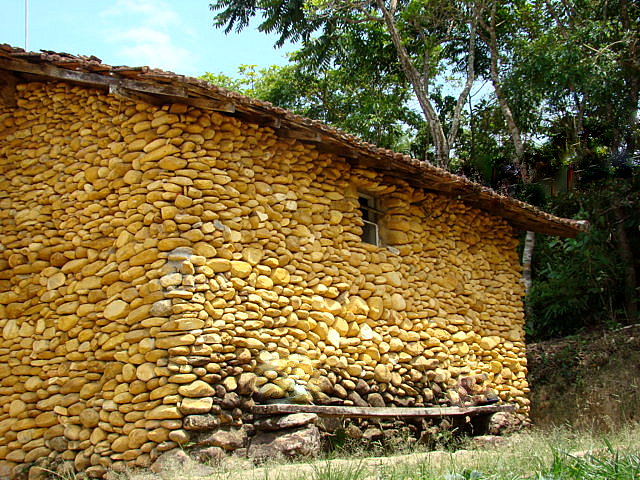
[497,0,639,165]
[201,38,421,151]
[477,0,528,179]
[210,0,484,169]
[211,0,639,170]
[472,0,639,294]
[474,0,538,292]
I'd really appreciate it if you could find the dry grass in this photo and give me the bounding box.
[527,325,640,430]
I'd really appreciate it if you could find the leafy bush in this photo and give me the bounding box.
[526,173,640,340]
[526,229,623,338]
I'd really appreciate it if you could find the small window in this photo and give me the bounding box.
[358,193,382,246]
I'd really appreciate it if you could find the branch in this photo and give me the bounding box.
[484,0,527,179]
[447,1,482,148]
[342,14,383,24]
[416,29,431,90]
[544,0,569,40]
[374,0,450,165]
[582,39,630,60]
[389,0,398,16]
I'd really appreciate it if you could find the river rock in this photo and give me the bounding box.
[248,425,321,462]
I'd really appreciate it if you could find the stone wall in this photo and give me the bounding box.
[0,81,528,477]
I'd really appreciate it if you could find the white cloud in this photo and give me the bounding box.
[101,0,197,73]
[101,0,180,29]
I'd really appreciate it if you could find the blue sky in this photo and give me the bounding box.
[0,0,296,78]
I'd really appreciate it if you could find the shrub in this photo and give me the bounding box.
[526,173,640,340]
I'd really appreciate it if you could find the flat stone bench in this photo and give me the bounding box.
[252,403,515,419]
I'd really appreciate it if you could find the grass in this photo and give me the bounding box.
[103,423,640,480]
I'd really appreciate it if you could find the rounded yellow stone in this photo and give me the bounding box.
[104,300,128,321]
[374,364,392,383]
[256,275,273,289]
[271,267,290,285]
[230,261,252,278]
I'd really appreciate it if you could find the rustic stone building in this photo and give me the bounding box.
[0,45,585,477]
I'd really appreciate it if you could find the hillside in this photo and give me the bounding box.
[526,324,640,429]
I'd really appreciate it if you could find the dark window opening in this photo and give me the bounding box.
[359,193,381,246]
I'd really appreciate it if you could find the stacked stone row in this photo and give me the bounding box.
[0,81,527,478]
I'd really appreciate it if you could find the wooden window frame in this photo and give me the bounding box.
[358,193,383,246]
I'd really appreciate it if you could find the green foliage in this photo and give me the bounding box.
[200,70,246,92]
[201,34,421,152]
[311,461,367,480]
[500,0,640,159]
[527,172,640,340]
[444,471,486,480]
[202,64,288,97]
[210,0,322,47]
[527,232,619,338]
[210,0,494,166]
[209,0,639,177]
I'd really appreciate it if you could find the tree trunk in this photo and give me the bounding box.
[572,92,587,157]
[447,2,481,149]
[613,206,638,320]
[483,0,528,181]
[481,1,536,303]
[376,0,449,167]
[522,231,535,294]
[374,1,484,169]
